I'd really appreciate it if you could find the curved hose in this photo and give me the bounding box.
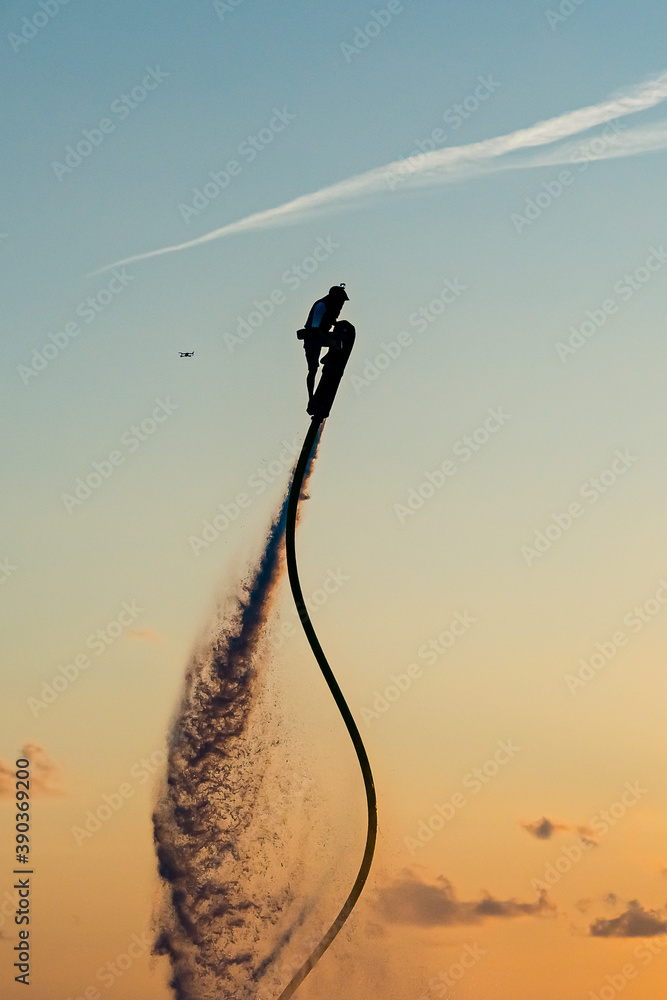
[277,418,378,999]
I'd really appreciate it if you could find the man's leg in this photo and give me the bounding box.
[306,363,317,400]
[304,343,321,401]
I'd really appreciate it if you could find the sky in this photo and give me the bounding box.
[3,0,667,997]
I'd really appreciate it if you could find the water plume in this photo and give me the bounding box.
[152,448,318,999]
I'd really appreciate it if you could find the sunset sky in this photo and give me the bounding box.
[3,1,667,998]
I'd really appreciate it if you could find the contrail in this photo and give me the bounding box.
[500,118,667,172]
[92,70,667,275]
[152,450,319,1000]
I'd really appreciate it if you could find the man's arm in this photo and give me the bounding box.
[308,301,329,331]
[315,305,345,346]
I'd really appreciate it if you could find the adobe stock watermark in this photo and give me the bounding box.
[51,66,169,181]
[340,1,405,63]
[64,931,153,1000]
[555,246,667,361]
[0,558,18,585]
[361,610,476,725]
[200,773,315,894]
[267,919,346,996]
[521,449,638,566]
[17,269,135,385]
[71,750,166,846]
[8,0,72,54]
[530,781,648,892]
[393,407,510,524]
[213,0,245,20]
[565,579,667,694]
[545,0,588,31]
[189,437,301,555]
[61,398,180,513]
[385,75,502,190]
[418,943,487,999]
[178,106,296,223]
[27,600,146,717]
[405,740,520,855]
[274,568,350,649]
[223,236,340,352]
[350,277,468,393]
[512,120,624,233]
[591,933,667,1000]
[0,885,22,931]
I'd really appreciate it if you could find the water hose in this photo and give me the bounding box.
[277,417,378,998]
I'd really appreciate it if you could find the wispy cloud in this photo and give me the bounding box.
[92,70,667,275]
[522,817,571,840]
[374,869,554,928]
[521,816,596,844]
[128,627,165,645]
[508,118,667,172]
[0,744,66,797]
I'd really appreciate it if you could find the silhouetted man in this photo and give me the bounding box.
[308,320,356,421]
[297,284,349,407]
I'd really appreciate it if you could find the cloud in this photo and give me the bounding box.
[127,627,165,645]
[577,892,623,916]
[92,69,667,275]
[521,816,597,845]
[0,761,13,796]
[23,744,66,795]
[511,118,667,173]
[590,900,667,938]
[522,817,571,840]
[374,869,554,928]
[0,744,66,797]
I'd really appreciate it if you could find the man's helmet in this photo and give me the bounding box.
[328,283,349,302]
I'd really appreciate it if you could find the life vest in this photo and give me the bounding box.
[297,297,338,340]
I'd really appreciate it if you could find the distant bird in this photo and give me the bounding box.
[179,351,195,357]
